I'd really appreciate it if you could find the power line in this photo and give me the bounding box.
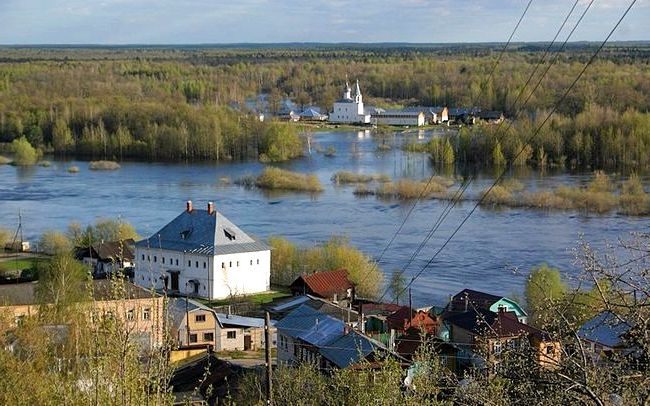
[356,0,536,292]
[393,0,639,303]
[378,0,595,304]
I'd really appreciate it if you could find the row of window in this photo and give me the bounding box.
[141,254,181,267]
[126,308,152,321]
[187,331,236,343]
[189,332,214,343]
[221,259,260,268]
[140,255,262,269]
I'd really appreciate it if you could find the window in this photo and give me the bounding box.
[15,315,25,326]
[493,341,502,355]
[175,259,179,266]
[229,261,232,267]
[143,308,151,321]
[221,262,225,268]
[195,261,199,268]
[250,260,253,266]
[236,261,239,267]
[256,259,259,265]
[195,314,206,323]
[203,262,206,269]
[142,254,145,260]
[126,309,134,321]
[189,334,198,344]
[153,256,157,263]
[546,345,555,355]
[203,332,214,341]
[162,257,165,264]
[188,260,191,267]
[147,255,150,261]
[227,331,237,339]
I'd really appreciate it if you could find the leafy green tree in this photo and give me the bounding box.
[67,218,140,247]
[525,264,567,328]
[38,230,72,255]
[11,136,38,166]
[36,253,91,321]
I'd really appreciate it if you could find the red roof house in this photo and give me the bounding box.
[289,269,354,302]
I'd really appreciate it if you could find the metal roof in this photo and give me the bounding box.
[275,304,345,347]
[215,313,273,329]
[135,208,269,256]
[319,330,379,368]
[578,311,632,348]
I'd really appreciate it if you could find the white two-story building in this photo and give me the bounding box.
[134,201,270,300]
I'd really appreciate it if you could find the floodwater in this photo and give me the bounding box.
[1,129,647,306]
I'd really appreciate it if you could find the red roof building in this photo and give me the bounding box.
[289,269,354,302]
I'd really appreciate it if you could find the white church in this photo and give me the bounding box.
[133,201,271,300]
[329,79,371,124]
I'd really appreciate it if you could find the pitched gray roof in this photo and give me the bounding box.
[275,304,345,347]
[135,209,269,256]
[216,313,273,329]
[578,311,632,348]
[320,330,380,368]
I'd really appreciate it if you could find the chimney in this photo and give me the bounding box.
[186,200,193,212]
[207,201,215,215]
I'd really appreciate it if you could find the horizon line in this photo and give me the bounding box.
[1,40,649,48]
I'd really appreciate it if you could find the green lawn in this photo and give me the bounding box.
[196,288,292,308]
[0,258,48,278]
[0,257,48,271]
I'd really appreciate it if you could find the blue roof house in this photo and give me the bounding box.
[275,304,392,369]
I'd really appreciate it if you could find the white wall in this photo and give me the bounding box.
[134,247,270,300]
[211,250,270,299]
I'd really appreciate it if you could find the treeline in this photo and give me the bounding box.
[0,46,649,162]
[408,104,650,169]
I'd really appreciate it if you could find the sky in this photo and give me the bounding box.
[0,0,648,45]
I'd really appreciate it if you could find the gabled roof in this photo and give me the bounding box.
[135,207,269,256]
[452,288,501,307]
[290,269,353,299]
[275,304,345,347]
[267,294,358,323]
[76,239,135,262]
[446,308,549,340]
[276,304,387,368]
[578,311,633,348]
[320,330,381,368]
[167,297,214,329]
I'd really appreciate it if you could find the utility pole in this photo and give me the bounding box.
[264,311,273,405]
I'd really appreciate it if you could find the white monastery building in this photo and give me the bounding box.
[134,201,270,300]
[329,79,371,124]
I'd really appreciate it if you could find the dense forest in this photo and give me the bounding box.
[0,44,649,165]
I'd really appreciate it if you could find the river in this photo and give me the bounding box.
[1,129,647,306]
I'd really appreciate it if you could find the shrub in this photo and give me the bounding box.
[332,171,390,184]
[89,160,121,170]
[376,178,453,200]
[11,137,39,166]
[619,174,650,215]
[480,185,513,205]
[256,167,323,192]
[67,165,80,173]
